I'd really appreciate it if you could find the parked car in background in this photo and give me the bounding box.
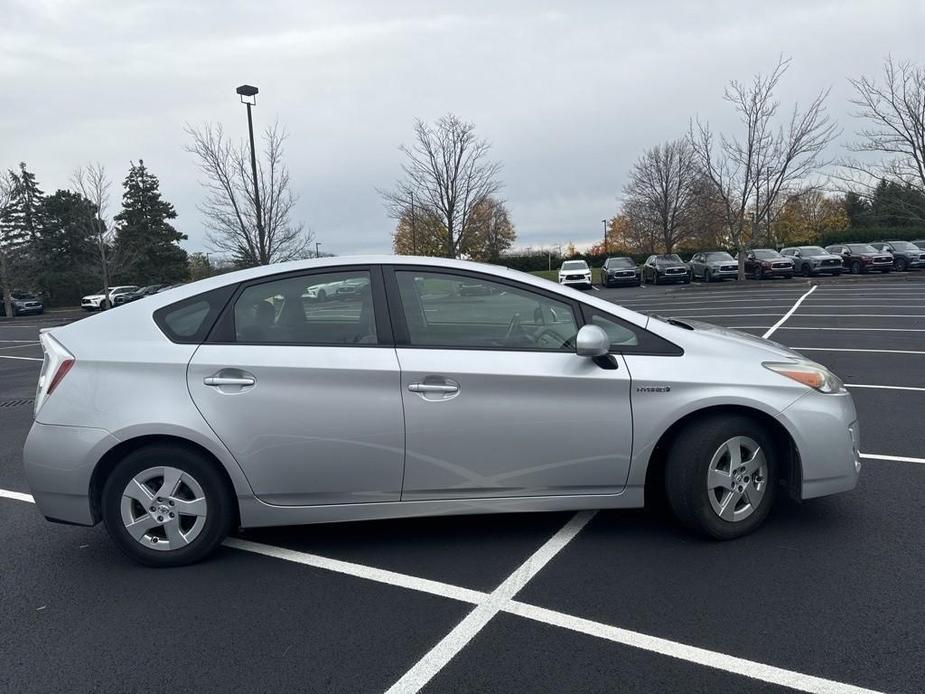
[745,249,794,279]
[81,286,139,310]
[642,254,690,285]
[689,251,739,282]
[780,246,842,277]
[600,257,640,287]
[870,241,925,271]
[0,291,44,316]
[23,255,862,566]
[558,260,593,289]
[912,239,925,251]
[824,244,893,274]
[155,284,184,293]
[116,284,167,305]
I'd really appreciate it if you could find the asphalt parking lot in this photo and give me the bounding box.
[2,275,924,694]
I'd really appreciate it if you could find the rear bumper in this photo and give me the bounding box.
[22,421,118,526]
[779,391,861,500]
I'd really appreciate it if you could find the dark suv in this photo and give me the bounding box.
[780,246,843,277]
[824,244,893,274]
[641,254,690,285]
[0,291,44,316]
[870,241,925,271]
[601,257,640,287]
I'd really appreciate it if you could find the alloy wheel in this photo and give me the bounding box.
[119,466,208,551]
[706,436,768,523]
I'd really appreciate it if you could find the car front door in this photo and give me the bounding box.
[385,267,633,500]
[187,266,405,506]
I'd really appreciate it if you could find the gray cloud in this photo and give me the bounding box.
[1,0,921,255]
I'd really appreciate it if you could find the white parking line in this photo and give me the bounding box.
[678,313,925,319]
[0,339,40,343]
[0,355,42,361]
[860,453,925,465]
[845,383,925,392]
[639,305,925,312]
[385,510,596,693]
[0,489,35,503]
[794,347,925,356]
[763,286,817,339]
[0,342,39,351]
[0,489,898,693]
[736,327,925,332]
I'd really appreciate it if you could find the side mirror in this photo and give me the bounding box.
[576,324,610,357]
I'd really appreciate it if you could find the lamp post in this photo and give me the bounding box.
[236,84,265,261]
[315,241,322,258]
[410,191,417,255]
[601,219,608,255]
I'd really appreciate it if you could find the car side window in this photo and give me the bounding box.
[233,270,377,345]
[394,270,578,351]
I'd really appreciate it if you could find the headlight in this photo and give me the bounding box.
[763,361,846,394]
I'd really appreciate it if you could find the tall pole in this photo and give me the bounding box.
[601,219,608,255]
[410,191,417,255]
[244,101,264,262]
[315,241,321,258]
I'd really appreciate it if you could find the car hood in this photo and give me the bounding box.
[82,293,105,300]
[707,259,736,266]
[804,253,842,261]
[559,268,590,274]
[651,316,804,361]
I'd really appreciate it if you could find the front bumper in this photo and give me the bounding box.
[709,268,739,279]
[779,390,861,500]
[760,266,793,276]
[560,277,592,287]
[23,421,119,526]
[605,273,639,285]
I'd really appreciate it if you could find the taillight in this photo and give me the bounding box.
[34,332,75,417]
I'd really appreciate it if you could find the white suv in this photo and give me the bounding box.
[81,286,139,310]
[558,260,592,289]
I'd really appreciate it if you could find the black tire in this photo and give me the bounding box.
[832,270,842,277]
[896,257,908,272]
[664,414,778,540]
[102,443,234,567]
[800,263,811,277]
[704,269,712,283]
[850,260,862,275]
[882,268,891,274]
[317,289,327,301]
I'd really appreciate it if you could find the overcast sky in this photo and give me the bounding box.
[1,0,921,255]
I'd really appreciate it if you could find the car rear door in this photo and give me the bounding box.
[186,266,405,506]
[384,266,633,501]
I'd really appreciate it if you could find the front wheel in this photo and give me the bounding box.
[850,260,861,275]
[896,258,908,272]
[800,264,811,277]
[102,443,233,567]
[664,415,778,540]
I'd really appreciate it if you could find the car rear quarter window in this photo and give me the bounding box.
[153,285,236,344]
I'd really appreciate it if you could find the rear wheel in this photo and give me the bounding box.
[102,443,233,567]
[664,415,778,540]
[850,260,862,275]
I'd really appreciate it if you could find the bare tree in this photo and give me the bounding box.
[381,114,501,258]
[623,138,698,253]
[185,121,311,266]
[690,56,839,277]
[73,163,114,306]
[839,57,925,223]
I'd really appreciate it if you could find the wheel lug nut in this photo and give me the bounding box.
[169,512,175,518]
[156,497,163,502]
[157,515,164,522]
[149,506,155,512]
[168,500,174,506]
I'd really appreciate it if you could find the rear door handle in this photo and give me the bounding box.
[408,383,458,394]
[204,376,256,387]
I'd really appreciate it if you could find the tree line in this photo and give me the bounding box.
[383,56,925,279]
[0,117,311,314]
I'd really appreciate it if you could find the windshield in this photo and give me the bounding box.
[12,292,36,300]
[799,246,827,255]
[561,261,588,271]
[888,241,917,251]
[752,249,780,259]
[704,252,734,261]
[607,258,635,268]
[655,254,683,264]
[846,244,878,253]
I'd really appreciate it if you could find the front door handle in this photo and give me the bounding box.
[408,383,458,394]
[204,376,256,387]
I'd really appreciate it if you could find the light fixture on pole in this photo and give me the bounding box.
[236,84,265,258]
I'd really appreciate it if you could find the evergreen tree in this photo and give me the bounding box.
[1,163,45,316]
[34,190,101,306]
[112,160,188,284]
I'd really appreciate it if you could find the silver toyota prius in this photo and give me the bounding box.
[24,257,861,566]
